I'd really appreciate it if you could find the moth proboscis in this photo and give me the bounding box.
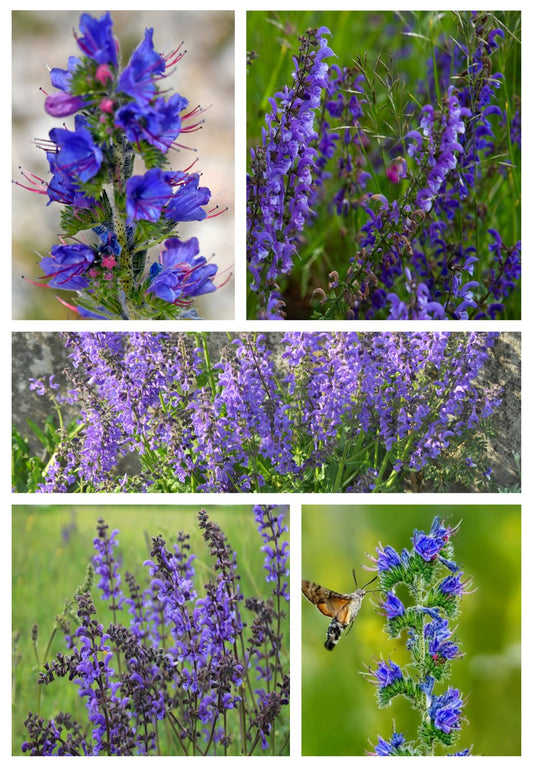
[302,569,378,650]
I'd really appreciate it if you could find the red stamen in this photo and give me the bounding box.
[164,42,186,70]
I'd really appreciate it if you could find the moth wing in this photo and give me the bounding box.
[317,595,353,622]
[302,580,353,621]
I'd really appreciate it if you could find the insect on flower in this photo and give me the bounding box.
[302,570,378,650]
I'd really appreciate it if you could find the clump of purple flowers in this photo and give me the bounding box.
[15,12,227,319]
[247,27,334,319]
[20,331,506,494]
[21,507,290,756]
[367,516,473,755]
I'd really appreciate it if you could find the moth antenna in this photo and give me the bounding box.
[352,568,359,588]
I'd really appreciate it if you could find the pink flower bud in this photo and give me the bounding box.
[99,97,115,114]
[95,63,113,85]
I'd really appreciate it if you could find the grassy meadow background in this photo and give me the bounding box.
[301,504,520,756]
[12,504,289,755]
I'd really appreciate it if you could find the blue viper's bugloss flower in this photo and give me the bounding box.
[147,236,217,303]
[381,591,406,619]
[429,688,464,733]
[39,243,95,290]
[76,11,118,67]
[372,659,403,688]
[117,27,165,106]
[115,93,189,153]
[372,732,406,755]
[47,122,103,184]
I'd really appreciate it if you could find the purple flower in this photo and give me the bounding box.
[147,236,218,303]
[47,123,103,184]
[117,27,165,106]
[425,617,461,661]
[45,92,88,117]
[429,688,464,733]
[372,732,406,756]
[125,168,173,221]
[412,517,454,561]
[253,505,290,601]
[373,543,409,572]
[75,12,118,67]
[373,659,403,688]
[93,518,124,609]
[164,174,211,222]
[247,27,334,318]
[381,591,405,619]
[114,93,189,153]
[39,243,96,290]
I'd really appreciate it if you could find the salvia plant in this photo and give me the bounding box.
[247,11,521,319]
[14,11,228,319]
[14,331,505,493]
[21,508,290,755]
[366,516,473,755]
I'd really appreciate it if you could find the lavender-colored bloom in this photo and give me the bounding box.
[253,505,290,601]
[93,518,124,609]
[247,27,334,318]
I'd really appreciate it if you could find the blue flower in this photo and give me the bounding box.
[39,243,96,290]
[380,591,405,619]
[147,236,217,303]
[125,168,173,221]
[412,517,454,561]
[373,659,403,688]
[429,688,464,733]
[76,12,118,67]
[117,27,165,106]
[372,732,406,755]
[165,174,211,222]
[115,94,189,153]
[47,121,103,184]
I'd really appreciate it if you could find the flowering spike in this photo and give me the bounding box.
[15,11,230,320]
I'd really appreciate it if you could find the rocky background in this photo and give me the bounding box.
[12,332,521,493]
[12,10,235,320]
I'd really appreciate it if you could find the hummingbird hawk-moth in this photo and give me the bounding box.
[302,570,377,650]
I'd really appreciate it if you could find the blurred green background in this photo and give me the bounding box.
[302,504,520,755]
[12,504,289,755]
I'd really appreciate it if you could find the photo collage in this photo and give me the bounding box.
[10,8,523,759]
